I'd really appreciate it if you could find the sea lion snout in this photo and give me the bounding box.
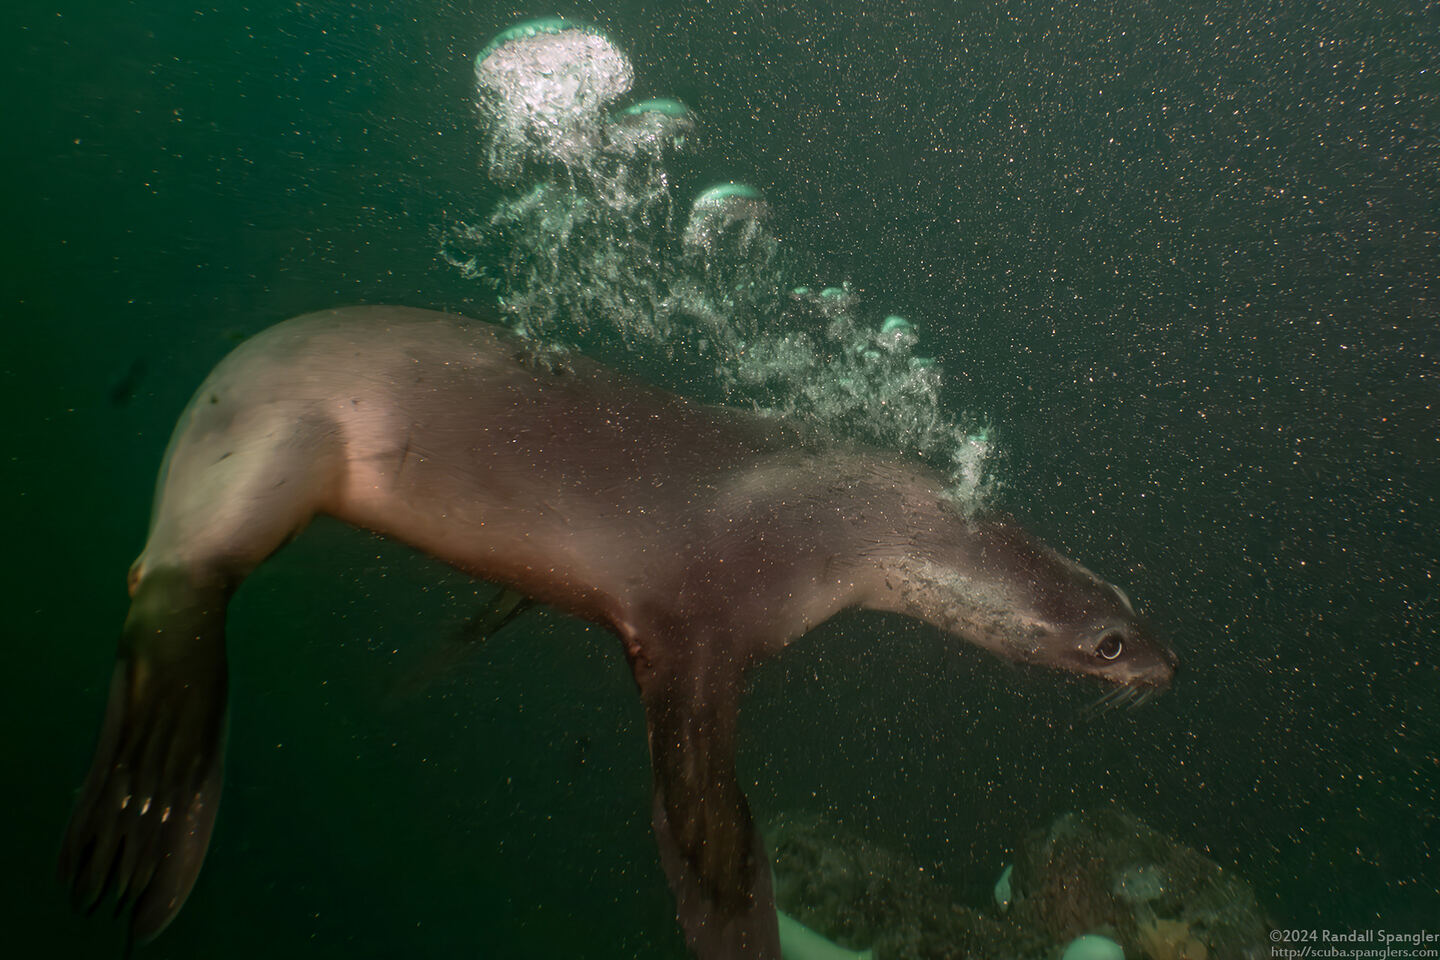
[1132,637,1179,691]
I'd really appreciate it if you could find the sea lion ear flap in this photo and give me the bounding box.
[633,651,781,960]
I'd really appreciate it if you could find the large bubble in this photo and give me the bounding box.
[448,20,999,508]
[682,183,770,257]
[473,18,634,181]
[606,99,696,160]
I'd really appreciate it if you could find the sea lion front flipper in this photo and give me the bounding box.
[59,567,230,942]
[635,652,780,960]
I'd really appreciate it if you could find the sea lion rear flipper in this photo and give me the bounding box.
[58,567,230,942]
[635,653,780,960]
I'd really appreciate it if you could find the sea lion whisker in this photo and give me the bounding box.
[1086,684,1127,715]
[1103,683,1143,713]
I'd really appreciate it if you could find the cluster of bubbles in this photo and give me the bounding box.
[443,18,996,506]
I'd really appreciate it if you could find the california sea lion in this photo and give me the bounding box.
[59,305,1176,958]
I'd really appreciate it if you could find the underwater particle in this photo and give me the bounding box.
[473,18,634,179]
[993,863,1013,912]
[606,97,697,157]
[682,182,769,256]
[1061,934,1126,960]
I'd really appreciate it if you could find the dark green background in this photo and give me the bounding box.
[4,1,1435,956]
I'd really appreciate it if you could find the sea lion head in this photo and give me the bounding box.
[893,516,1177,695]
[1004,527,1175,694]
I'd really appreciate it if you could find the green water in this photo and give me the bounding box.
[4,1,1435,956]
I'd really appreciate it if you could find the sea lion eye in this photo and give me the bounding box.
[1096,632,1125,660]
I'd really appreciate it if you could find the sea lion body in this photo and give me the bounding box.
[136,307,857,655]
[62,306,1175,958]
